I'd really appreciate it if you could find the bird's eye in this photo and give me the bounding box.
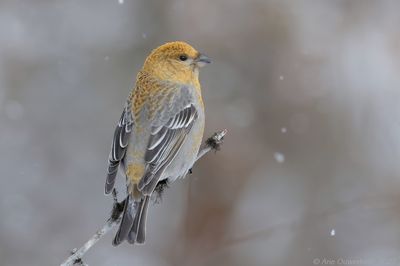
[179,55,188,61]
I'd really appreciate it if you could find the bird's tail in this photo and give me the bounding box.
[113,195,150,245]
[128,196,150,244]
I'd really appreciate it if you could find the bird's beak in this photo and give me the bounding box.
[195,53,212,67]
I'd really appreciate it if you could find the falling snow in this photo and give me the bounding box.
[279,75,284,80]
[281,127,287,133]
[330,229,335,236]
[274,152,285,163]
[118,0,124,4]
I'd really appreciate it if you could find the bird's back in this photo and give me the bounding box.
[124,70,204,187]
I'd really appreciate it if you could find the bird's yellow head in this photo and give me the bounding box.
[142,41,211,84]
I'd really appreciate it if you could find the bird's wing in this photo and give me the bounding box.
[105,100,133,194]
[137,84,198,195]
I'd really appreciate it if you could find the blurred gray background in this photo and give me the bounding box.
[1,0,400,265]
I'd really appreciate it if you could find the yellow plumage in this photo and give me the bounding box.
[131,41,203,123]
[106,41,211,245]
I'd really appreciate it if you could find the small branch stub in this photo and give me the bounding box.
[197,129,227,161]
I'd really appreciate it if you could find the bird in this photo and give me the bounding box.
[105,41,211,245]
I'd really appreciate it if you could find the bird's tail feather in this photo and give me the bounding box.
[113,195,150,245]
[113,196,134,246]
[127,195,150,244]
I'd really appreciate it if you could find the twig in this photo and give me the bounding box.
[61,217,120,266]
[61,189,124,266]
[197,129,227,161]
[60,129,227,266]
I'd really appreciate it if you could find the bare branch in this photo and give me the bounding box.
[61,189,125,266]
[60,217,121,266]
[60,129,227,265]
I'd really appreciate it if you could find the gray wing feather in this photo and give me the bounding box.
[105,102,133,194]
[151,85,194,127]
[140,130,189,195]
[137,103,197,194]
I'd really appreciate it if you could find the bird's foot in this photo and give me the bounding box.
[110,189,125,221]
